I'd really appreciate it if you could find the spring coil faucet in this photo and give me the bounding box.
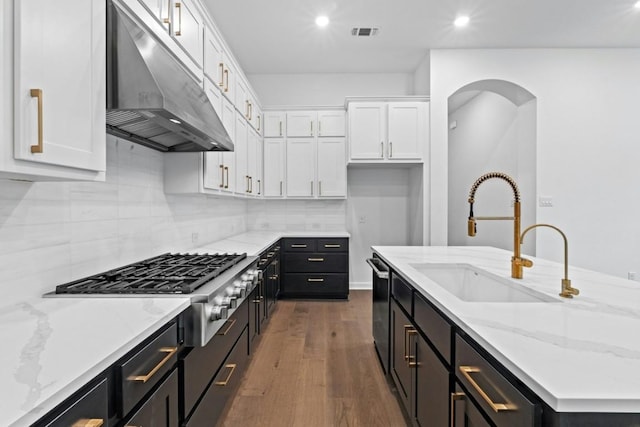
[467,172,533,278]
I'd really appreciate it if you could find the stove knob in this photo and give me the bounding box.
[205,304,228,321]
[227,296,238,309]
[232,286,246,298]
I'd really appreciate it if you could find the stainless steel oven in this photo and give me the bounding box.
[367,255,391,375]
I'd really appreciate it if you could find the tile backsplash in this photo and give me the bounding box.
[247,199,347,231]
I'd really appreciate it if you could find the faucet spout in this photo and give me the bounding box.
[520,224,580,298]
[467,172,532,279]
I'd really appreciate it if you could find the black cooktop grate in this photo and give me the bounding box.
[55,252,247,294]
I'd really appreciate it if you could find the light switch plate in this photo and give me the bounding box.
[539,196,553,207]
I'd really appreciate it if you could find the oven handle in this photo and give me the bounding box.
[127,346,177,383]
[366,258,389,279]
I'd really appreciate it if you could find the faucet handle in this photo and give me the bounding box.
[521,257,533,268]
[560,279,579,298]
[468,218,477,237]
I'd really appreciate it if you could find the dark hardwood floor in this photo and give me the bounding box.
[220,290,407,426]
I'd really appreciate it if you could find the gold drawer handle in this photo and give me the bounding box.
[217,318,236,336]
[450,392,466,427]
[30,89,43,154]
[308,258,324,262]
[290,244,307,248]
[307,278,324,282]
[127,346,177,383]
[324,244,341,248]
[458,366,517,412]
[72,420,104,427]
[218,63,225,87]
[215,363,237,386]
[174,2,182,36]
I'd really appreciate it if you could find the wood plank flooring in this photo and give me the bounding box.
[220,290,408,427]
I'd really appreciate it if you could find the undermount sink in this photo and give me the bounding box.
[410,263,557,303]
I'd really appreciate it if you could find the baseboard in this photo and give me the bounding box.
[350,281,372,290]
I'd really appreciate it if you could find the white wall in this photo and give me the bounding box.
[413,53,431,96]
[248,72,414,107]
[0,136,248,301]
[247,199,346,232]
[430,48,640,278]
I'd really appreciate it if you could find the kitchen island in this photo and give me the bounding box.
[373,245,640,425]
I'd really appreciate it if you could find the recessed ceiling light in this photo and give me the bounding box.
[635,1,640,9]
[315,15,330,27]
[454,15,470,27]
[169,118,181,124]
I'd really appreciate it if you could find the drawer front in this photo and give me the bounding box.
[282,273,348,296]
[118,323,178,417]
[182,299,248,418]
[283,238,316,252]
[414,291,452,364]
[185,327,249,427]
[316,238,348,252]
[455,334,537,427]
[42,378,108,427]
[391,273,413,316]
[283,253,348,273]
[123,369,179,427]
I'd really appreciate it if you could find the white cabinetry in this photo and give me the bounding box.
[348,101,428,162]
[247,129,262,196]
[286,111,316,137]
[286,138,316,197]
[264,112,286,138]
[263,138,285,197]
[234,112,248,195]
[317,138,346,197]
[4,0,106,181]
[169,0,204,67]
[317,111,346,137]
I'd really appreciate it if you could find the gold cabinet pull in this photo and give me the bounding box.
[389,141,393,158]
[403,325,412,361]
[458,366,516,412]
[72,419,104,427]
[219,164,224,188]
[217,318,236,336]
[408,328,419,367]
[218,63,225,87]
[380,141,384,158]
[257,115,261,131]
[163,0,171,24]
[307,278,324,282]
[279,121,283,136]
[245,100,250,119]
[224,166,229,188]
[279,181,283,196]
[250,176,253,193]
[450,392,466,427]
[310,181,314,196]
[127,347,178,383]
[30,89,43,154]
[257,179,261,195]
[248,103,253,121]
[214,363,237,386]
[223,69,229,92]
[310,121,313,136]
[318,120,322,136]
[291,244,307,248]
[307,258,324,262]
[324,244,341,248]
[245,175,250,193]
[174,2,182,36]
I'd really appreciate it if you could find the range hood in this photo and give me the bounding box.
[106,2,233,152]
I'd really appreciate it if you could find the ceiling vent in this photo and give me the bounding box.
[351,27,379,37]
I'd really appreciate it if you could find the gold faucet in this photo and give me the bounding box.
[520,224,579,298]
[467,172,533,279]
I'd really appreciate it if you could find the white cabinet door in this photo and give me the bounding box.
[139,0,163,21]
[317,138,346,198]
[170,0,203,67]
[263,112,286,137]
[387,102,425,160]
[263,138,285,197]
[203,25,223,86]
[286,111,316,137]
[221,97,235,141]
[203,152,224,190]
[13,0,105,175]
[219,98,236,193]
[204,78,222,117]
[247,129,261,196]
[235,76,249,118]
[317,111,345,137]
[219,51,235,101]
[234,113,249,195]
[348,103,386,160]
[286,138,315,197]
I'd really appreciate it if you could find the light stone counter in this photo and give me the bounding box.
[372,245,640,413]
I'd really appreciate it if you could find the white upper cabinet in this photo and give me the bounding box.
[247,128,262,196]
[235,76,249,118]
[264,112,286,138]
[317,111,346,137]
[317,138,346,198]
[286,138,316,197]
[348,102,386,160]
[8,0,106,180]
[263,138,286,197]
[234,111,248,195]
[286,111,316,137]
[387,102,427,160]
[203,25,223,85]
[169,0,203,67]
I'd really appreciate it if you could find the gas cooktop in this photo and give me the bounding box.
[55,252,247,295]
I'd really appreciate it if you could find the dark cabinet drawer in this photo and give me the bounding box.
[391,273,413,316]
[456,334,538,427]
[40,378,108,427]
[282,273,348,296]
[316,238,348,252]
[414,291,452,365]
[283,253,348,273]
[185,327,250,426]
[283,238,316,252]
[118,323,178,417]
[122,369,178,427]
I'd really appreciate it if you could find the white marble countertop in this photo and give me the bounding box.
[372,245,640,413]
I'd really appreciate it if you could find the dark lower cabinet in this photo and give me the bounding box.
[452,383,492,427]
[122,369,179,427]
[36,378,108,427]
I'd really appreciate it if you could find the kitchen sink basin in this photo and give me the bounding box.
[410,263,557,303]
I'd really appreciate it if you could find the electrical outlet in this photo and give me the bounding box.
[358,215,367,224]
[539,196,553,207]
[628,272,637,281]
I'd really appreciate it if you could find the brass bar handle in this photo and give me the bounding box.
[257,179,261,195]
[319,181,322,196]
[311,181,314,196]
[217,318,237,336]
[450,392,466,427]
[307,258,324,262]
[246,176,250,193]
[257,115,261,131]
[380,141,384,158]
[269,274,279,280]
[310,121,313,136]
[30,89,43,154]
[279,121,283,136]
[407,329,418,366]
[403,325,412,361]
[291,244,307,248]
[280,181,283,196]
[458,366,516,412]
[127,347,178,383]
[224,69,229,92]
[325,244,341,248]
[307,278,324,282]
[224,166,229,188]
[250,176,253,193]
[219,164,224,188]
[318,120,322,136]
[246,100,250,119]
[214,363,237,386]
[249,103,253,120]
[218,63,225,87]
[72,419,104,427]
[389,142,393,158]
[174,2,182,36]
[163,0,171,24]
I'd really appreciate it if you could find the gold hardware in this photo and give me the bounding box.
[407,329,418,365]
[219,164,224,188]
[257,179,261,195]
[174,3,182,36]
[224,166,229,188]
[249,103,253,120]
[307,278,324,282]
[72,419,104,427]
[217,318,237,335]
[380,141,384,158]
[246,100,250,119]
[389,141,392,158]
[311,181,314,196]
[223,69,229,92]
[218,63,225,87]
[467,172,531,279]
[214,363,237,386]
[270,274,279,279]
[280,181,283,196]
[279,121,282,136]
[450,392,465,427]
[319,181,322,196]
[291,244,307,248]
[319,120,322,136]
[30,89,43,154]
[324,244,341,248]
[308,258,324,262]
[250,176,253,193]
[245,175,249,193]
[521,223,579,298]
[257,115,261,131]
[403,325,412,361]
[127,347,178,383]
[310,121,313,136]
[163,0,171,24]
[459,366,517,412]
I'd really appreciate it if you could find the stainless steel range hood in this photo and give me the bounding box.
[106,2,233,152]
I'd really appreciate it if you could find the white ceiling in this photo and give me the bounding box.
[202,0,640,74]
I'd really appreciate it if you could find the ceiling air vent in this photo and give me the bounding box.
[351,27,379,37]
